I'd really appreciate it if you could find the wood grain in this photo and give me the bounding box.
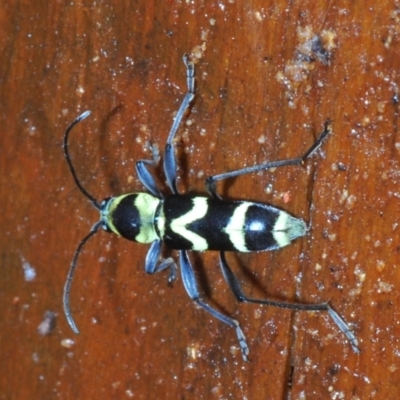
[1,1,400,399]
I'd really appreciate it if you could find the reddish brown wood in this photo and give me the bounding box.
[1,1,400,399]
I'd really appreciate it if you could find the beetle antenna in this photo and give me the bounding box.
[63,111,102,210]
[63,221,103,334]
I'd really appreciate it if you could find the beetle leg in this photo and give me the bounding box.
[136,143,163,198]
[218,251,360,353]
[206,121,332,199]
[144,240,177,283]
[164,55,195,194]
[179,250,250,361]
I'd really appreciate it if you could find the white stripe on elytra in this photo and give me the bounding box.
[272,211,291,248]
[223,202,250,252]
[170,197,209,250]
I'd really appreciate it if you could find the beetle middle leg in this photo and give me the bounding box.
[206,121,332,199]
[179,249,250,361]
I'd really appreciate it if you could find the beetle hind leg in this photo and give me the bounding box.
[219,251,360,353]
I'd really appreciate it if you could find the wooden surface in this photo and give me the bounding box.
[1,1,400,399]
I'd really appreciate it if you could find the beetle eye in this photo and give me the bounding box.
[102,222,111,232]
[101,197,111,208]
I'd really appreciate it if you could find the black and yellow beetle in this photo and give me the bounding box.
[63,55,359,361]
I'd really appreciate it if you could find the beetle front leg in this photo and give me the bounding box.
[144,240,177,284]
[136,143,163,198]
[164,55,196,195]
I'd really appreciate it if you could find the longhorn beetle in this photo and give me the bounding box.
[63,55,359,361]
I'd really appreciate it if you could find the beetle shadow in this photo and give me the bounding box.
[182,250,285,310]
[222,251,290,303]
[97,104,126,193]
[232,253,267,290]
